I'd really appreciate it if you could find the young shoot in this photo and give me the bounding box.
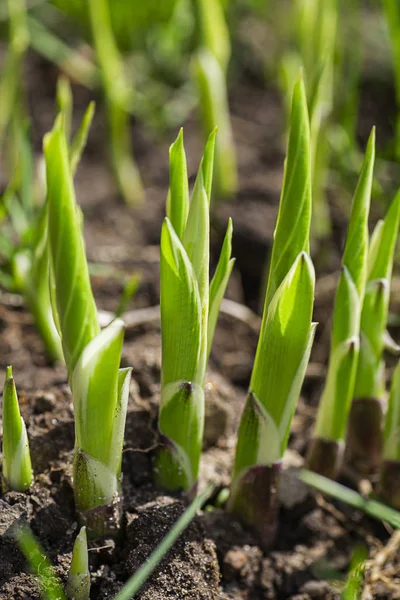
[307,128,375,478]
[87,0,144,204]
[346,190,400,473]
[44,116,132,537]
[2,366,33,493]
[155,128,234,493]
[193,0,237,199]
[66,526,90,600]
[228,75,315,549]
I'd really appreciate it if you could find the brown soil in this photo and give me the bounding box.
[1,47,400,599]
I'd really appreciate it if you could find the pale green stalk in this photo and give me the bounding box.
[2,366,33,492]
[308,129,375,478]
[45,117,131,537]
[228,74,314,549]
[66,526,90,600]
[155,129,233,492]
[346,190,400,472]
[87,0,144,204]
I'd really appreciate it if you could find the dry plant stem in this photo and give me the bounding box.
[306,438,345,479]
[379,461,400,510]
[227,463,281,552]
[346,397,384,474]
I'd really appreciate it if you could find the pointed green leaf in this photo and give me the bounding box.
[66,526,90,600]
[183,169,210,308]
[56,76,72,142]
[342,128,375,295]
[168,128,189,241]
[251,252,315,429]
[2,366,33,492]
[201,128,217,203]
[44,118,99,372]
[265,75,312,308]
[160,218,202,386]
[70,101,95,176]
[208,218,234,358]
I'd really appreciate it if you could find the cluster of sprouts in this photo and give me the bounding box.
[1,57,400,600]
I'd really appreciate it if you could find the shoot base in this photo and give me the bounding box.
[306,437,344,479]
[379,460,400,510]
[227,462,282,552]
[345,397,384,474]
[77,492,122,539]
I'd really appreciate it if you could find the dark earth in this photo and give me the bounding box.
[1,35,400,599]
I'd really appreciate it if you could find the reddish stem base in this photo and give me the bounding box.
[306,437,344,479]
[345,397,384,475]
[227,463,282,552]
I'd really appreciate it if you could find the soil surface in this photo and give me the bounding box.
[1,40,400,599]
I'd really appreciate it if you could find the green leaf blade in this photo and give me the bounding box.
[342,127,375,295]
[160,218,202,386]
[44,119,100,373]
[265,74,312,309]
[168,128,189,241]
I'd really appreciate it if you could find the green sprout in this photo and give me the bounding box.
[227,75,315,550]
[193,0,237,199]
[346,190,400,473]
[16,486,214,600]
[44,116,132,537]
[87,0,144,205]
[380,358,400,509]
[66,526,90,600]
[154,128,234,492]
[0,77,94,363]
[307,128,376,478]
[2,366,33,493]
[279,0,337,239]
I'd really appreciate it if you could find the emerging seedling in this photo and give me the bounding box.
[346,190,400,473]
[2,366,33,492]
[87,0,144,204]
[193,0,237,198]
[155,128,234,492]
[66,526,90,600]
[307,128,375,478]
[228,75,315,549]
[44,116,131,537]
